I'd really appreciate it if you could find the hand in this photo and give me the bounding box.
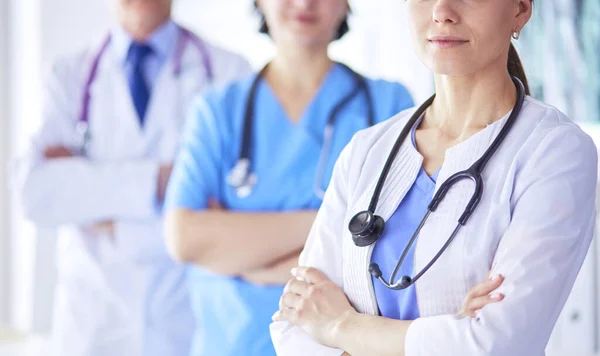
[90,220,115,237]
[44,145,73,159]
[273,266,356,348]
[457,272,505,318]
[156,163,173,203]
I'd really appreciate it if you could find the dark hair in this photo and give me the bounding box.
[508,0,532,95]
[254,1,351,41]
[508,43,530,95]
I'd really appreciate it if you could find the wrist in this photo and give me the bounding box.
[331,309,360,350]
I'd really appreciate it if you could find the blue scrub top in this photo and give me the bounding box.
[165,63,413,356]
[370,117,439,320]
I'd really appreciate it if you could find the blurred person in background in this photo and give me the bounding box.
[163,0,414,355]
[11,0,250,355]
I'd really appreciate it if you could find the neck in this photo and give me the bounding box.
[121,15,170,42]
[426,64,518,139]
[266,44,333,91]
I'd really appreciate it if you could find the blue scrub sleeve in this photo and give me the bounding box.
[164,95,222,211]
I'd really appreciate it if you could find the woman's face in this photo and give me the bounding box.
[407,0,532,76]
[257,0,348,48]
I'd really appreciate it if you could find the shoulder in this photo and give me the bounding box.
[194,73,256,111]
[365,77,413,101]
[519,97,597,162]
[204,41,247,63]
[362,76,415,121]
[186,73,257,134]
[202,41,252,82]
[348,107,416,153]
[41,38,107,94]
[335,108,417,182]
[514,97,598,179]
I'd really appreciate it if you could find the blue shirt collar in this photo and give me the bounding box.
[111,19,179,66]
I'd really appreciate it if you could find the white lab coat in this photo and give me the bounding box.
[12,30,251,356]
[270,97,598,356]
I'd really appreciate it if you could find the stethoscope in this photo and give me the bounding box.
[348,76,525,290]
[75,26,213,155]
[226,62,375,199]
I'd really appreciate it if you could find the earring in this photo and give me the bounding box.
[512,30,520,40]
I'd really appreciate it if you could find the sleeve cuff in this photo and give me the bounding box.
[270,321,345,356]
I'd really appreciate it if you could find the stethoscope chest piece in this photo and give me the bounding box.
[227,158,257,198]
[349,210,385,247]
[75,121,91,155]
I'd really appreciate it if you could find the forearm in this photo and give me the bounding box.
[241,250,301,285]
[165,209,316,275]
[334,313,413,356]
[18,157,159,226]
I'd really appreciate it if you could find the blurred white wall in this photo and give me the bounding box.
[8,0,44,334]
[0,0,11,327]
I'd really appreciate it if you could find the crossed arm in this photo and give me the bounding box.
[165,206,316,281]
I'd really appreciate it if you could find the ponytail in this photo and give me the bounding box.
[508,42,531,95]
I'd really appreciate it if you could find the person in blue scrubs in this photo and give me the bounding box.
[164,0,413,355]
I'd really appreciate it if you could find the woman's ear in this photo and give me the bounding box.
[514,0,533,33]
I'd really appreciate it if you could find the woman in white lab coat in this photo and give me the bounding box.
[11,1,250,356]
[270,0,598,355]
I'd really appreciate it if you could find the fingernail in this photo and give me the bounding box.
[489,274,502,281]
[291,268,297,276]
[490,293,503,300]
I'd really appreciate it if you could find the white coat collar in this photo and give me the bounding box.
[110,20,179,67]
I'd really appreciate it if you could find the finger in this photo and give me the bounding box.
[291,266,328,284]
[272,307,295,323]
[468,274,504,299]
[44,146,73,158]
[279,292,302,309]
[465,293,504,313]
[284,278,310,296]
[272,310,283,322]
[44,148,62,159]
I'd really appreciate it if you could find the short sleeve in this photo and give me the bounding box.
[164,94,223,211]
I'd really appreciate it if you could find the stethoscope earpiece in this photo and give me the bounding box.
[349,210,385,247]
